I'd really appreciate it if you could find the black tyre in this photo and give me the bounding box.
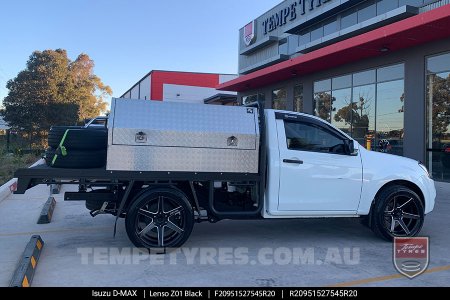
[371,185,424,241]
[125,188,194,249]
[48,126,82,145]
[48,127,107,150]
[45,148,106,168]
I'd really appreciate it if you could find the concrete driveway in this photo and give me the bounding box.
[0,182,449,287]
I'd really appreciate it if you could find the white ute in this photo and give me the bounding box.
[15,99,436,248]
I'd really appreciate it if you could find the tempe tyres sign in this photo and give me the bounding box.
[262,0,333,35]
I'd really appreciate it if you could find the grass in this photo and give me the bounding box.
[0,153,42,186]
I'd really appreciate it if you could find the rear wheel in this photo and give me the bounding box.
[125,188,194,249]
[371,185,424,241]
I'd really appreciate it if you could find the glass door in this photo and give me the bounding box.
[426,52,450,181]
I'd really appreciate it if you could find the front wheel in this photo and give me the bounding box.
[371,185,424,241]
[125,188,194,249]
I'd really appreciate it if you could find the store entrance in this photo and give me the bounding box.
[426,53,450,182]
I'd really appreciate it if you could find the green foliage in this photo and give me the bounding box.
[0,49,112,147]
[0,152,41,186]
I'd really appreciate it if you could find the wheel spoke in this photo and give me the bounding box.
[390,217,397,232]
[138,208,156,218]
[157,196,164,214]
[403,212,420,220]
[166,220,184,233]
[398,198,413,209]
[138,220,156,237]
[392,196,397,209]
[167,206,183,217]
[398,219,411,235]
[384,210,392,217]
[157,225,165,247]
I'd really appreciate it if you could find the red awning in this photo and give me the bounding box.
[218,4,450,92]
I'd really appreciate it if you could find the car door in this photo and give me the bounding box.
[276,113,362,212]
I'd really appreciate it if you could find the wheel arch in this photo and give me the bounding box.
[367,180,425,224]
[125,183,196,212]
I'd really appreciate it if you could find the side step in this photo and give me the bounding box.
[64,191,115,201]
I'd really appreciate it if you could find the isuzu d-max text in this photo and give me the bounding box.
[14,99,436,249]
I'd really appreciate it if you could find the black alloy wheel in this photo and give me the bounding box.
[371,185,424,241]
[125,188,194,249]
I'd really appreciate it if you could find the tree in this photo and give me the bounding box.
[1,49,111,148]
[70,53,111,121]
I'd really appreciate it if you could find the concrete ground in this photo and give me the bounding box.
[0,182,449,287]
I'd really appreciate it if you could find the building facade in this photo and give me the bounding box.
[218,0,450,181]
[121,70,237,105]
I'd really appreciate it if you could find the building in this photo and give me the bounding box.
[218,0,450,181]
[121,70,238,105]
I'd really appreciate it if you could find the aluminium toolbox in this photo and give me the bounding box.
[106,98,260,173]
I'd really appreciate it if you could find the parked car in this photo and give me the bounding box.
[15,99,436,248]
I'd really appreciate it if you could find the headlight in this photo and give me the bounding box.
[418,162,432,179]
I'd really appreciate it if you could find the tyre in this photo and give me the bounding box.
[125,188,194,249]
[48,127,107,150]
[45,148,107,168]
[48,126,82,146]
[371,185,424,241]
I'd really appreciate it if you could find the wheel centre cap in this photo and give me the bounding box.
[155,215,165,225]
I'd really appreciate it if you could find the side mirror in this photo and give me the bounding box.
[344,139,358,156]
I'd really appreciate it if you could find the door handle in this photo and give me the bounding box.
[283,159,303,164]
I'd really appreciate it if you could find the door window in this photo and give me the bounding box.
[284,121,346,154]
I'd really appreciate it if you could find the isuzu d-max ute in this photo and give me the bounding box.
[14,99,436,248]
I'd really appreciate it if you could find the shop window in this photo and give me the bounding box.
[332,74,352,90]
[377,64,404,82]
[352,84,376,148]
[294,84,304,112]
[313,63,405,157]
[426,52,450,182]
[272,88,287,110]
[242,93,265,105]
[314,79,331,92]
[331,87,352,135]
[376,80,404,155]
[427,52,450,74]
[353,69,376,86]
[314,91,332,123]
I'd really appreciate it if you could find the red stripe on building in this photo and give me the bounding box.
[218,4,450,92]
[151,71,220,100]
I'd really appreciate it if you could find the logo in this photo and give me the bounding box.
[243,20,256,46]
[393,237,429,279]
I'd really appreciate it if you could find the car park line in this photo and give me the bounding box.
[329,264,450,287]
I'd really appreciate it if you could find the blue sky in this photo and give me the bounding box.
[0,0,280,104]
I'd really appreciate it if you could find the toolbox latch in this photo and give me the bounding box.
[227,136,238,147]
[135,131,147,143]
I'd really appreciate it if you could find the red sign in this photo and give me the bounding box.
[393,237,429,278]
[243,20,256,46]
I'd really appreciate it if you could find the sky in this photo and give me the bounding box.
[0,0,280,104]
